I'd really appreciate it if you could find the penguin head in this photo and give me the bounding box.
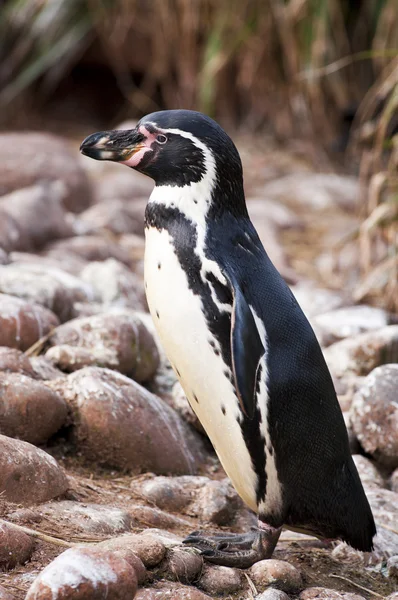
[80,110,245,214]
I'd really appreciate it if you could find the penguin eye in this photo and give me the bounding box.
[156,134,167,144]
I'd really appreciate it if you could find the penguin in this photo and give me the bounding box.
[80,110,376,568]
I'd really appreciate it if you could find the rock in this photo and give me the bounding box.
[351,455,385,489]
[0,520,35,569]
[262,173,359,211]
[97,533,166,567]
[387,595,398,600]
[249,217,296,283]
[386,555,398,580]
[391,468,398,493]
[247,197,304,231]
[25,547,137,599]
[137,476,208,513]
[80,259,146,310]
[0,434,69,504]
[292,284,347,318]
[249,559,302,594]
[0,265,95,322]
[299,588,365,599]
[0,132,92,212]
[0,585,15,600]
[256,591,290,600]
[94,171,152,205]
[313,305,389,347]
[367,488,398,560]
[47,235,131,267]
[0,347,36,377]
[0,248,9,265]
[163,548,203,583]
[0,293,59,351]
[199,565,242,594]
[32,501,133,535]
[46,311,159,381]
[0,209,30,253]
[75,199,147,236]
[324,326,398,378]
[190,478,243,525]
[170,382,205,434]
[0,373,67,444]
[135,583,212,599]
[29,356,66,381]
[128,505,191,529]
[10,251,89,277]
[0,183,72,250]
[350,364,398,467]
[48,367,206,474]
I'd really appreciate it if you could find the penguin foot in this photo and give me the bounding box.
[183,525,282,568]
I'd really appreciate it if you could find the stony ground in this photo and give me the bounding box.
[0,128,397,600]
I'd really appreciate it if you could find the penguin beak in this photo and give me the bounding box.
[80,129,145,162]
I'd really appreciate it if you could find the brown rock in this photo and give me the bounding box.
[80,259,146,310]
[29,356,66,381]
[75,199,147,236]
[351,455,385,489]
[0,265,95,322]
[163,548,203,583]
[299,588,365,600]
[313,305,389,347]
[135,583,212,599]
[367,488,398,560]
[292,284,347,319]
[47,235,131,266]
[0,294,59,351]
[25,547,137,599]
[0,249,9,265]
[0,209,30,253]
[191,478,243,525]
[0,585,15,600]
[350,364,398,467]
[0,183,72,250]
[94,171,152,205]
[0,520,35,569]
[256,590,290,600]
[0,373,67,444]
[50,367,206,474]
[0,132,92,213]
[0,434,69,504]
[33,501,133,535]
[128,505,191,529]
[138,476,208,513]
[97,533,166,567]
[324,326,398,378]
[249,559,302,594]
[0,347,36,377]
[199,564,242,594]
[47,311,159,381]
[10,251,88,277]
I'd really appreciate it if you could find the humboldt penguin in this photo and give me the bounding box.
[80,110,376,568]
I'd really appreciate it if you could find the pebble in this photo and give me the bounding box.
[255,591,290,600]
[0,264,95,322]
[80,259,146,310]
[128,505,191,529]
[350,364,398,467]
[190,478,243,525]
[291,284,347,318]
[323,325,398,378]
[199,564,242,594]
[0,434,69,504]
[0,182,72,250]
[93,170,153,205]
[249,559,302,594]
[164,548,203,583]
[0,373,67,444]
[49,367,206,474]
[0,347,37,377]
[25,546,137,599]
[367,488,398,560]
[0,209,29,253]
[0,293,59,351]
[0,248,9,265]
[46,311,159,381]
[29,356,66,381]
[32,501,133,535]
[351,455,385,489]
[0,521,35,570]
[313,305,389,346]
[97,533,166,567]
[75,198,146,236]
[138,475,208,513]
[0,132,92,213]
[135,583,212,599]
[0,585,15,600]
[47,235,132,267]
[10,250,89,277]
[299,588,366,599]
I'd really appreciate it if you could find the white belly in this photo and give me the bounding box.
[144,226,259,511]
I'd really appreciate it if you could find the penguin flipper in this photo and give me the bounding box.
[230,283,265,420]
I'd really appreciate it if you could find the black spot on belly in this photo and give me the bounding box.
[156,310,160,318]
[193,393,199,403]
[214,349,220,356]
[268,444,273,456]
[158,262,161,269]
[176,367,181,377]
[221,405,226,415]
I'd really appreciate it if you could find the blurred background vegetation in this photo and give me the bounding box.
[0,0,397,309]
